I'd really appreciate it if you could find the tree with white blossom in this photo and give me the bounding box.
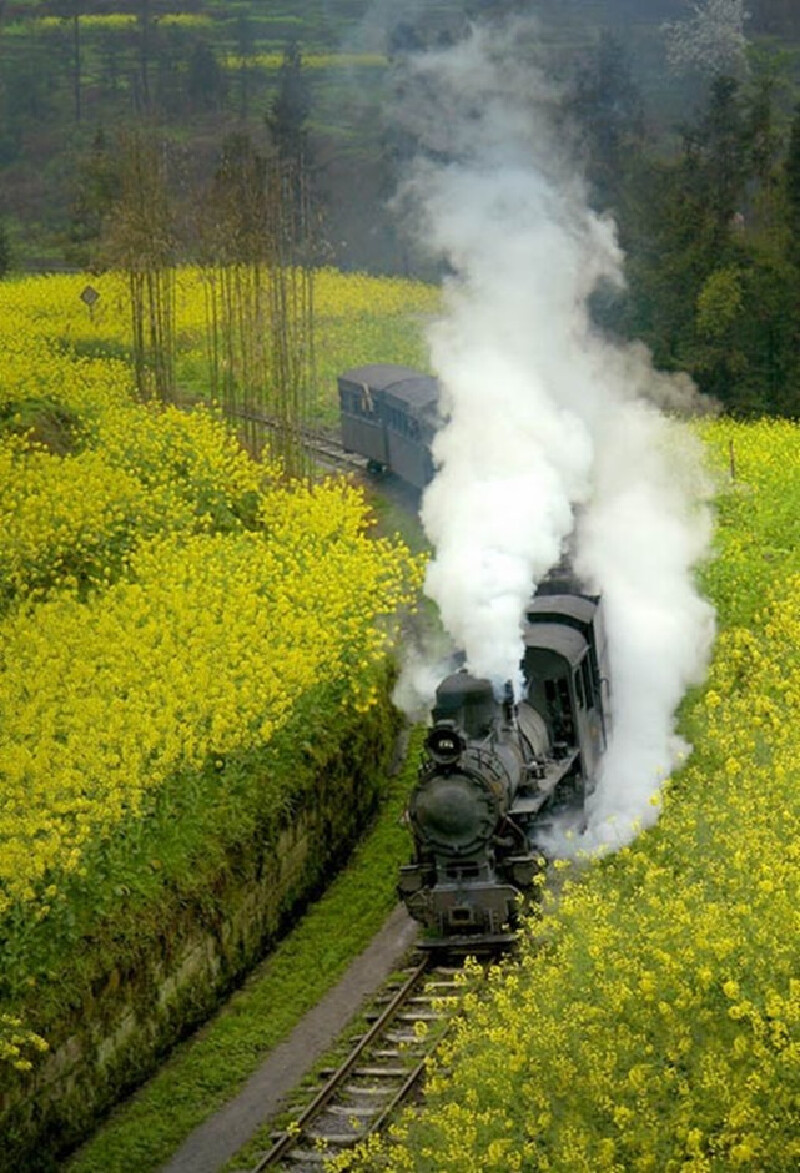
[663,0,750,76]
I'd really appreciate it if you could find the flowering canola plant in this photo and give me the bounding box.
[0,267,437,421]
[0,402,267,609]
[341,418,800,1173]
[0,485,419,920]
[0,268,426,1078]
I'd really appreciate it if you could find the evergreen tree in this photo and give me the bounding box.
[784,104,800,260]
[564,32,644,215]
[187,40,226,115]
[266,42,310,169]
[701,74,749,240]
[68,128,121,267]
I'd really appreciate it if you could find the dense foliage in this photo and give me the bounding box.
[569,28,800,417]
[342,419,800,1172]
[0,2,798,278]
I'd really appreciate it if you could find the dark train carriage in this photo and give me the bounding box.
[338,363,402,470]
[395,541,613,942]
[338,364,438,490]
[381,375,437,490]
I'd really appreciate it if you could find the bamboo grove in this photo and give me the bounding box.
[109,131,316,477]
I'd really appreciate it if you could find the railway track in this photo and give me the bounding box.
[222,406,367,474]
[174,394,367,475]
[301,427,367,474]
[248,953,483,1172]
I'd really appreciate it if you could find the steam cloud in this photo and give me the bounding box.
[393,18,716,854]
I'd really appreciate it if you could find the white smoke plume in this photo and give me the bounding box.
[393,18,716,854]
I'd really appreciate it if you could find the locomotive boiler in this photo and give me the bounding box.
[398,576,610,944]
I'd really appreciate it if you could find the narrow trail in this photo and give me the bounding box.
[159,905,418,1173]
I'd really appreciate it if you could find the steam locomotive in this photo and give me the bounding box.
[398,573,611,947]
[337,365,611,944]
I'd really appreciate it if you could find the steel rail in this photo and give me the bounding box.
[251,955,433,1171]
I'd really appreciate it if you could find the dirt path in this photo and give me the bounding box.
[160,904,418,1173]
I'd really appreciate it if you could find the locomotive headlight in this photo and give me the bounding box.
[426,722,465,765]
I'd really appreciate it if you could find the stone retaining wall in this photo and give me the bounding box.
[0,695,399,1172]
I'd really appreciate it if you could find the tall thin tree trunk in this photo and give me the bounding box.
[73,13,81,122]
[138,0,151,111]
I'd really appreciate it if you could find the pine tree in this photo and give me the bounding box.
[68,128,121,267]
[186,40,226,115]
[564,32,644,214]
[784,104,800,260]
[266,42,310,170]
[702,74,749,239]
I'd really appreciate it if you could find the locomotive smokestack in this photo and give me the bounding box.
[502,681,514,726]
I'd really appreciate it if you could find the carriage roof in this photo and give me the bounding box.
[526,594,598,625]
[339,364,432,392]
[522,622,588,669]
[341,364,437,405]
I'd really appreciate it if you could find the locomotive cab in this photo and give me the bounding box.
[523,591,610,800]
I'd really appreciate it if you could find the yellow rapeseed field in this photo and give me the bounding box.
[0,267,436,353]
[343,419,800,1172]
[0,490,418,919]
[0,267,437,424]
[0,267,427,1076]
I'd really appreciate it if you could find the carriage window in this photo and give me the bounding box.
[574,668,585,710]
